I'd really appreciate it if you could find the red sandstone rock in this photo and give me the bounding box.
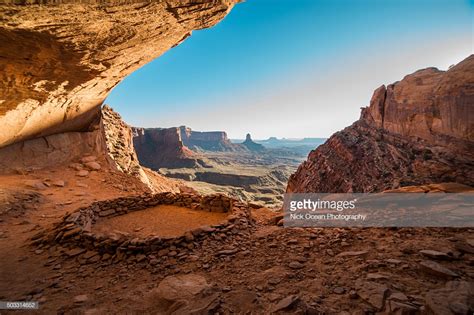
[132,127,199,169]
[179,126,242,151]
[0,1,239,148]
[287,55,474,193]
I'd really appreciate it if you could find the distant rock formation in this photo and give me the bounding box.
[0,1,239,148]
[179,126,242,152]
[287,55,474,193]
[132,127,200,169]
[242,133,265,152]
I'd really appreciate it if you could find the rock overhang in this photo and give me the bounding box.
[0,0,240,148]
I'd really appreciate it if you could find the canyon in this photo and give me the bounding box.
[0,1,473,314]
[132,126,305,206]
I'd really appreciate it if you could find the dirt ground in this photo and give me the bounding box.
[93,205,228,238]
[0,165,473,314]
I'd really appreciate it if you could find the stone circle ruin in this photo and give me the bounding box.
[32,193,253,263]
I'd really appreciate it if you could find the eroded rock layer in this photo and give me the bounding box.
[0,0,238,147]
[179,126,242,151]
[101,105,150,186]
[287,55,474,193]
[133,127,200,169]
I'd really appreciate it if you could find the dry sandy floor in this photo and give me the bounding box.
[93,205,228,237]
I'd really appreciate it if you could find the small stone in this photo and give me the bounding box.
[85,162,101,171]
[81,156,97,163]
[366,273,390,280]
[88,255,101,263]
[454,241,474,254]
[337,250,368,257]
[70,163,83,171]
[52,180,65,187]
[333,287,345,294]
[73,294,88,303]
[266,293,281,302]
[83,251,98,260]
[216,248,238,256]
[271,295,299,313]
[349,290,358,299]
[389,292,408,302]
[98,209,115,217]
[65,248,86,257]
[27,181,47,190]
[288,261,304,269]
[184,231,194,242]
[419,261,458,278]
[76,170,89,177]
[386,259,402,264]
[268,278,281,285]
[147,274,210,302]
[420,250,452,260]
[387,301,419,314]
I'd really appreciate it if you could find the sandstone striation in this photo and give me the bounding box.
[179,126,242,151]
[133,127,200,169]
[287,55,474,193]
[0,0,239,148]
[133,126,251,170]
[0,105,182,193]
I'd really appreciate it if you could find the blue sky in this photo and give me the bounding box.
[106,0,473,139]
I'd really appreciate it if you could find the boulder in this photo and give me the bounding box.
[419,261,459,278]
[76,170,89,177]
[52,180,65,187]
[270,295,299,313]
[84,162,101,171]
[419,249,452,261]
[81,156,97,163]
[148,274,210,303]
[425,281,474,315]
[355,280,390,311]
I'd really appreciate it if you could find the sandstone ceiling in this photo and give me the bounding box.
[0,0,239,148]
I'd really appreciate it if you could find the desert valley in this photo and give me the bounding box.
[0,1,473,314]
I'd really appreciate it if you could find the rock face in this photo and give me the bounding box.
[133,126,250,170]
[101,105,150,186]
[179,126,241,151]
[0,0,239,148]
[0,105,176,191]
[0,106,106,172]
[133,127,200,169]
[287,55,474,193]
[242,133,265,152]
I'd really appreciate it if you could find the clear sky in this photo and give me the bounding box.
[106,0,473,139]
